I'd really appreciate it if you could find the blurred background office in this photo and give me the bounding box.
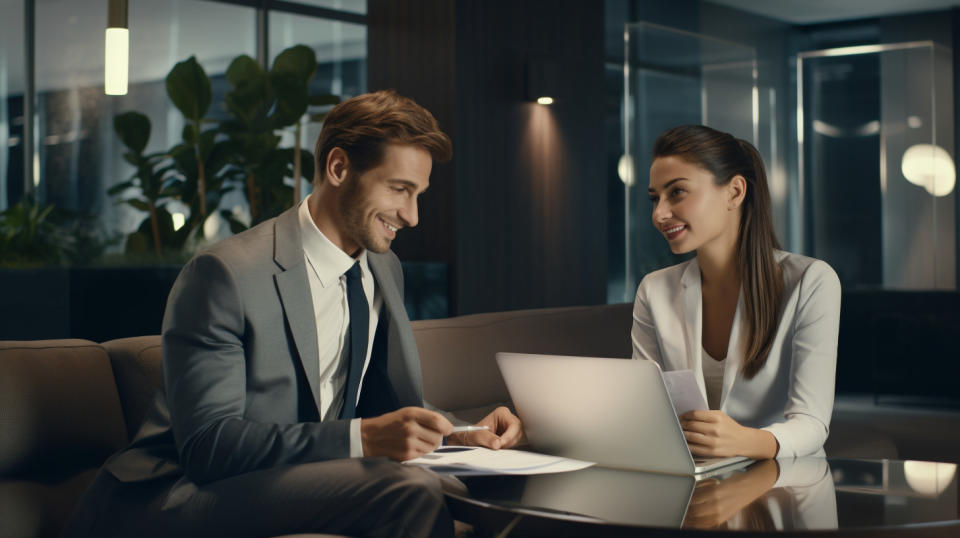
[2,0,959,413]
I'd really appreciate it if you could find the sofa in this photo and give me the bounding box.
[7,300,959,538]
[0,303,633,538]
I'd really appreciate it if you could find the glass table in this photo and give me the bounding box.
[444,458,959,536]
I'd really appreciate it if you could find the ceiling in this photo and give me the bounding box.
[708,0,960,24]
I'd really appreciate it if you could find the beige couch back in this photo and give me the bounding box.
[412,304,633,421]
[0,304,633,537]
[0,340,128,538]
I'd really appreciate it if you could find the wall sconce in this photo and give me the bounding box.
[526,58,559,105]
[105,0,129,95]
[901,143,955,197]
[617,154,635,187]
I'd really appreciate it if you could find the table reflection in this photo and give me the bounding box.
[456,458,959,532]
[684,458,836,531]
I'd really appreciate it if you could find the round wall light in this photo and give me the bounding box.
[904,461,956,496]
[617,154,635,187]
[901,143,955,197]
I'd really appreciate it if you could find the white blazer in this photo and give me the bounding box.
[631,250,841,458]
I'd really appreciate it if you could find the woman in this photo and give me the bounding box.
[633,125,841,459]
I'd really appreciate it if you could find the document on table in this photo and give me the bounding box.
[661,369,708,416]
[405,446,595,476]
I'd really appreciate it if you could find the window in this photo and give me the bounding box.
[1,0,25,209]
[3,0,366,261]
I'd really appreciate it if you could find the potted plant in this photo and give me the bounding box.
[220,45,337,226]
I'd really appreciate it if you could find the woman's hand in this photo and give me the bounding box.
[680,410,778,460]
[446,406,524,449]
[683,459,780,529]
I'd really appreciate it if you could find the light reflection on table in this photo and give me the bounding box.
[446,458,959,535]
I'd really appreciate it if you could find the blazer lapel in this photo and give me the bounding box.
[367,254,420,406]
[720,291,745,411]
[272,207,322,413]
[680,259,708,404]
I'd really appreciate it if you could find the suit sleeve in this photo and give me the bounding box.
[763,261,841,458]
[163,253,351,485]
[383,252,464,424]
[631,277,666,368]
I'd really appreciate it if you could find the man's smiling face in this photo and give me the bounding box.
[338,143,432,255]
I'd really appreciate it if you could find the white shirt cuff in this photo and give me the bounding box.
[349,418,364,457]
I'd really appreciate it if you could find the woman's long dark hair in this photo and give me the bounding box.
[652,125,782,379]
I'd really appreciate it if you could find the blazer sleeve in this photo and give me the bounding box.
[763,261,842,458]
[163,253,352,485]
[631,277,666,368]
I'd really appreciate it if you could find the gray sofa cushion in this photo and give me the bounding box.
[412,304,633,418]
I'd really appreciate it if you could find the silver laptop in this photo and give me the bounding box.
[496,352,751,476]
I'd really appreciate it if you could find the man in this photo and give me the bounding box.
[66,90,522,537]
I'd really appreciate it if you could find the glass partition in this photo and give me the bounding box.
[0,0,24,211]
[618,22,757,301]
[797,42,955,290]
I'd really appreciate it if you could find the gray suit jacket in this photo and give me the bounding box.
[105,206,425,485]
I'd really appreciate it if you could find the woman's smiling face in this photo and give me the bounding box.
[648,155,739,255]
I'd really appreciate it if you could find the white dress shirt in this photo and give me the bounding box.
[298,196,382,457]
[632,250,841,458]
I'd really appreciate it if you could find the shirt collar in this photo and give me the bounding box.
[298,194,368,288]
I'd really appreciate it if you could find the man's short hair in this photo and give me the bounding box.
[313,90,453,183]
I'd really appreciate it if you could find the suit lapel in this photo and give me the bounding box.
[680,259,708,404]
[272,207,322,413]
[367,253,420,406]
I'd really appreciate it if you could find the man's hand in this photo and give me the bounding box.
[360,407,453,461]
[680,410,778,460]
[446,406,523,450]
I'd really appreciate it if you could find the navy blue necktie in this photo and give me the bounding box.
[340,262,368,419]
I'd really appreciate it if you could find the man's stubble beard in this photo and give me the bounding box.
[338,173,390,254]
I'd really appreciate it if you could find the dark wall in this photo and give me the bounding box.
[368,0,607,315]
[454,0,606,314]
[367,0,456,268]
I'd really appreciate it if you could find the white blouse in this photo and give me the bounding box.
[701,348,724,410]
[631,250,842,458]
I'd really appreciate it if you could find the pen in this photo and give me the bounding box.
[450,425,489,433]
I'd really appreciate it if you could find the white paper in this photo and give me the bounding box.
[405,446,595,475]
[661,369,708,416]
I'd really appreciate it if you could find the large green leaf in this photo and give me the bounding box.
[226,55,263,88]
[225,75,269,126]
[299,149,315,182]
[114,111,151,154]
[122,152,141,167]
[271,72,308,127]
[198,129,217,162]
[220,209,249,234]
[271,45,317,85]
[182,123,197,144]
[166,57,212,121]
[126,199,150,212]
[106,180,136,196]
